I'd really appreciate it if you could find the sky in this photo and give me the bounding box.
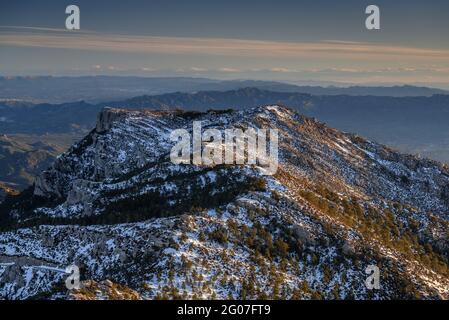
[1,0,449,87]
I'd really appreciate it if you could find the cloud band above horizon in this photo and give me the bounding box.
[1,26,449,87]
[1,27,449,61]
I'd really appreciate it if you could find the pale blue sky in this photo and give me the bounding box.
[1,0,448,87]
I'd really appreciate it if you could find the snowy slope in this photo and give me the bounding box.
[0,105,448,299]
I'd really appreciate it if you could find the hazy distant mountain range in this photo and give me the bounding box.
[1,76,448,104]
[1,87,449,191]
[0,134,80,192]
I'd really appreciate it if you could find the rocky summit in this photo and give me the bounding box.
[0,105,448,300]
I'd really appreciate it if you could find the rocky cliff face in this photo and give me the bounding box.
[0,105,448,299]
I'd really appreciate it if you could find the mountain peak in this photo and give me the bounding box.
[1,104,448,299]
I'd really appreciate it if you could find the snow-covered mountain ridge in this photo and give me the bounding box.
[0,105,448,299]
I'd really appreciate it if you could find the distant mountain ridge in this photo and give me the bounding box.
[1,76,447,103]
[0,134,80,191]
[290,84,449,97]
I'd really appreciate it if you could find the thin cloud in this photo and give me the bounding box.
[270,67,296,73]
[218,67,240,73]
[1,27,449,61]
[189,67,208,72]
[0,25,95,34]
